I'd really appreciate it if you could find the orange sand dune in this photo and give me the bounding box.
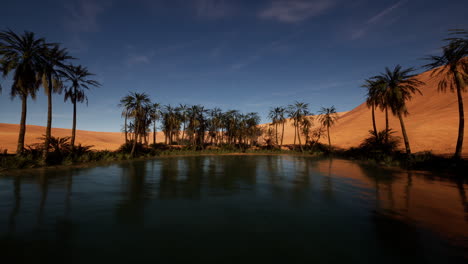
[0,124,124,153]
[328,69,468,155]
[263,67,468,155]
[0,67,467,155]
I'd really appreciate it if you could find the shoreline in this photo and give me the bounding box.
[1,150,466,179]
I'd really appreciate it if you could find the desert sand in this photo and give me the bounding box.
[0,67,467,156]
[260,67,468,155]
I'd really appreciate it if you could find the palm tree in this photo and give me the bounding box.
[372,65,424,155]
[123,92,151,156]
[362,79,384,137]
[424,30,467,159]
[119,95,133,143]
[288,101,309,152]
[277,106,287,146]
[0,30,48,154]
[318,106,339,149]
[268,107,282,145]
[40,44,72,161]
[208,107,222,144]
[62,65,100,149]
[149,103,160,145]
[177,104,189,143]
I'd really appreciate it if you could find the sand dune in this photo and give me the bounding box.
[264,67,468,155]
[326,69,468,155]
[0,67,467,155]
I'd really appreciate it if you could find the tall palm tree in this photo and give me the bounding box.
[362,79,384,137]
[40,44,72,161]
[424,30,467,159]
[208,107,222,144]
[149,103,160,145]
[123,92,151,156]
[268,107,282,145]
[0,30,47,154]
[372,65,424,155]
[119,94,133,143]
[62,65,100,149]
[277,106,287,146]
[288,101,309,152]
[318,106,339,149]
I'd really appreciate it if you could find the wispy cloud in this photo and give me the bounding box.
[259,0,335,23]
[141,0,235,19]
[126,54,151,66]
[124,45,156,67]
[64,0,110,33]
[367,0,404,25]
[230,30,303,70]
[350,0,405,40]
[194,0,235,18]
[230,54,262,70]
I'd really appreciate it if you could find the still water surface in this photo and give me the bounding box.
[0,156,467,263]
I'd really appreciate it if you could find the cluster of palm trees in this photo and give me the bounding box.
[119,92,263,155]
[0,30,100,159]
[362,65,424,155]
[268,102,338,151]
[363,29,467,158]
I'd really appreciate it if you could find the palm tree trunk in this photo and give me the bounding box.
[454,72,464,159]
[281,122,285,146]
[297,121,303,152]
[371,104,377,137]
[275,123,278,145]
[293,120,297,145]
[124,112,128,143]
[181,123,185,143]
[43,83,52,161]
[131,123,139,157]
[153,121,156,145]
[17,94,27,155]
[397,111,411,155]
[385,107,389,143]
[71,99,77,149]
[327,126,331,149]
[144,130,148,146]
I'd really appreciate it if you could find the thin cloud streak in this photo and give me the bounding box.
[351,0,405,40]
[229,29,304,70]
[259,0,335,23]
[367,0,405,24]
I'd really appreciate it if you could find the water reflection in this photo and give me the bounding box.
[0,156,467,263]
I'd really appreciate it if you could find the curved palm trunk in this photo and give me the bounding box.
[17,94,28,155]
[371,104,377,137]
[397,111,411,155]
[124,112,128,143]
[43,83,52,161]
[454,72,464,159]
[297,122,303,152]
[327,126,331,149]
[71,99,77,149]
[293,120,297,145]
[385,107,389,143]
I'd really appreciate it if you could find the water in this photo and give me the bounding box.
[0,156,467,263]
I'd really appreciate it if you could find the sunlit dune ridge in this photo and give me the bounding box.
[0,66,467,155]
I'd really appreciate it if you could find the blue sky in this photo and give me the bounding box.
[0,0,467,132]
